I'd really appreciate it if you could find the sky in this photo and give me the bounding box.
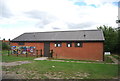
[0,0,119,40]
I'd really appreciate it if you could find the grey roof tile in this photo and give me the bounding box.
[11,30,105,41]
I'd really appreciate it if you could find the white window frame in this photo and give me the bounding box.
[67,43,72,47]
[54,44,57,47]
[58,44,61,47]
[54,43,62,47]
[67,44,71,47]
[75,42,82,47]
[77,43,80,46]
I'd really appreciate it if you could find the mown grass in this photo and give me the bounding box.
[2,55,35,62]
[2,50,35,62]
[2,50,118,79]
[3,60,118,79]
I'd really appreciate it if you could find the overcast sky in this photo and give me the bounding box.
[0,0,119,40]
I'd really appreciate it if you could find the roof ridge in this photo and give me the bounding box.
[24,29,100,34]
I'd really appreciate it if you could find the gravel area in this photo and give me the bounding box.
[2,61,32,66]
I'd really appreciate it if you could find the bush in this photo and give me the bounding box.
[2,42,10,50]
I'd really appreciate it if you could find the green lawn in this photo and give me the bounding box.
[2,50,118,79]
[2,55,35,62]
[3,60,118,79]
[2,50,35,62]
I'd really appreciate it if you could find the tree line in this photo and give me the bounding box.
[97,25,120,54]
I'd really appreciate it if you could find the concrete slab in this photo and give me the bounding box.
[34,57,48,60]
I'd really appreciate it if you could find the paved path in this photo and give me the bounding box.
[50,60,117,64]
[108,56,118,64]
[2,61,32,66]
[33,57,118,64]
[34,57,48,60]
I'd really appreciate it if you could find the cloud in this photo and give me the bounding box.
[0,0,13,18]
[0,0,118,39]
[25,10,58,28]
[67,22,96,29]
[0,24,46,40]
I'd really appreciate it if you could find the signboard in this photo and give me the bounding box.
[104,52,111,55]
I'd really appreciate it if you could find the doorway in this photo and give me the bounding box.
[44,42,50,57]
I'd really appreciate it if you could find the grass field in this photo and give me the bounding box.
[2,50,119,79]
[2,55,35,62]
[2,50,35,62]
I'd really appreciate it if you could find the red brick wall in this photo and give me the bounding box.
[50,42,104,61]
[11,42,104,61]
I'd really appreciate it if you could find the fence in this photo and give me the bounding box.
[7,49,54,58]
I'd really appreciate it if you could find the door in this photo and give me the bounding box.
[44,42,50,57]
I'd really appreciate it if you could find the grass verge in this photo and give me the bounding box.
[3,60,118,79]
[2,50,118,79]
[51,55,114,63]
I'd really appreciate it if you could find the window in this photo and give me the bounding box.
[54,43,62,47]
[18,42,24,45]
[66,43,72,47]
[75,42,82,47]
[54,44,57,47]
[58,44,61,47]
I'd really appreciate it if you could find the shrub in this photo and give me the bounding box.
[2,42,10,50]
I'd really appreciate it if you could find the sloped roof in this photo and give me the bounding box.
[11,30,105,42]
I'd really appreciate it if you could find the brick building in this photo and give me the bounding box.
[10,30,105,61]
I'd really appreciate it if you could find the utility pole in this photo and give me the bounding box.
[116,1,120,55]
[116,1,120,28]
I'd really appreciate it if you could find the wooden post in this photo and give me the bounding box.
[40,49,42,57]
[51,50,53,58]
[36,50,38,57]
[26,50,28,57]
[17,49,18,57]
[50,50,53,58]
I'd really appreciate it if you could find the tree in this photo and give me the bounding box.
[97,25,118,53]
[116,27,120,54]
